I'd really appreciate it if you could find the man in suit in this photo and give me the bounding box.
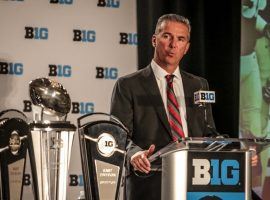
[110,14,215,200]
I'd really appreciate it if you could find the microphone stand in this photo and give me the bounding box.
[197,80,221,138]
[199,102,226,138]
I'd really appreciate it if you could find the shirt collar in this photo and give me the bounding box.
[151,60,181,80]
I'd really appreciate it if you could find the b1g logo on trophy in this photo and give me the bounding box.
[0,109,29,200]
[27,78,76,200]
[78,113,128,200]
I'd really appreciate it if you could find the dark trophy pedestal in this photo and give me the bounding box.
[0,109,29,200]
[78,113,128,200]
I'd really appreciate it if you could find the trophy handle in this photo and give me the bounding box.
[0,109,28,123]
[77,112,129,133]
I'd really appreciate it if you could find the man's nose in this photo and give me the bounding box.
[170,38,177,48]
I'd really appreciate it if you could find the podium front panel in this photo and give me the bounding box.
[162,150,188,200]
[162,150,251,200]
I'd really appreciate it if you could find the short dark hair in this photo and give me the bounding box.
[154,14,191,40]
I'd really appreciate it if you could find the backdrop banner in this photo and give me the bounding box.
[0,0,137,199]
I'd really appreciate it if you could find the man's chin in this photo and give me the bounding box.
[164,60,179,67]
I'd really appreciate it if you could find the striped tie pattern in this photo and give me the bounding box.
[165,75,185,140]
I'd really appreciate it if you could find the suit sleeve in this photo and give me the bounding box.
[110,78,134,135]
[110,78,143,172]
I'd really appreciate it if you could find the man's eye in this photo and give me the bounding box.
[178,37,186,42]
[163,35,170,39]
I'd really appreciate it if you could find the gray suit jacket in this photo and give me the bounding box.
[110,65,215,200]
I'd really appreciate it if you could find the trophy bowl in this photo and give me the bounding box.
[29,77,71,117]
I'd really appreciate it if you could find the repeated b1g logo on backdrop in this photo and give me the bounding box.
[48,64,72,77]
[0,61,23,75]
[50,0,73,4]
[97,0,120,8]
[23,173,84,187]
[71,102,95,114]
[22,100,95,115]
[96,66,118,79]
[73,29,96,42]
[69,174,84,187]
[25,27,48,40]
[119,32,137,45]
[5,0,24,1]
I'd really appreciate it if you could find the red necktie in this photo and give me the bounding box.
[165,75,185,140]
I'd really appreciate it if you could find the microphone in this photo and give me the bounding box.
[193,90,223,137]
[194,90,215,105]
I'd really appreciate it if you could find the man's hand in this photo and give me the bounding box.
[264,23,270,39]
[262,79,270,104]
[251,154,258,167]
[131,145,155,174]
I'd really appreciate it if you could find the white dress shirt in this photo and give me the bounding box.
[151,60,188,137]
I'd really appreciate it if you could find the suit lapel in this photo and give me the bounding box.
[139,65,171,135]
[181,70,198,137]
[181,71,193,122]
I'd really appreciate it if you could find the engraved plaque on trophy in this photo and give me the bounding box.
[0,109,29,200]
[28,78,76,200]
[77,113,128,200]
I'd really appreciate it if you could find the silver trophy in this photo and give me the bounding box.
[28,78,76,200]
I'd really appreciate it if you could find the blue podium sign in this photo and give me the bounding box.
[161,140,252,200]
[187,151,246,200]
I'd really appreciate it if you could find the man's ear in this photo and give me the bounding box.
[184,42,190,54]
[152,35,156,47]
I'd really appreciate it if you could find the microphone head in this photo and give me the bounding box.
[194,90,216,104]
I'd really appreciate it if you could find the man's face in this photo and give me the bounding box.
[152,21,190,70]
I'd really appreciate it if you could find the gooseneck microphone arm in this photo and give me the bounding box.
[196,79,225,138]
[200,101,221,137]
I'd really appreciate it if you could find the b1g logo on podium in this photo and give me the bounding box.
[187,151,245,199]
[192,159,240,186]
